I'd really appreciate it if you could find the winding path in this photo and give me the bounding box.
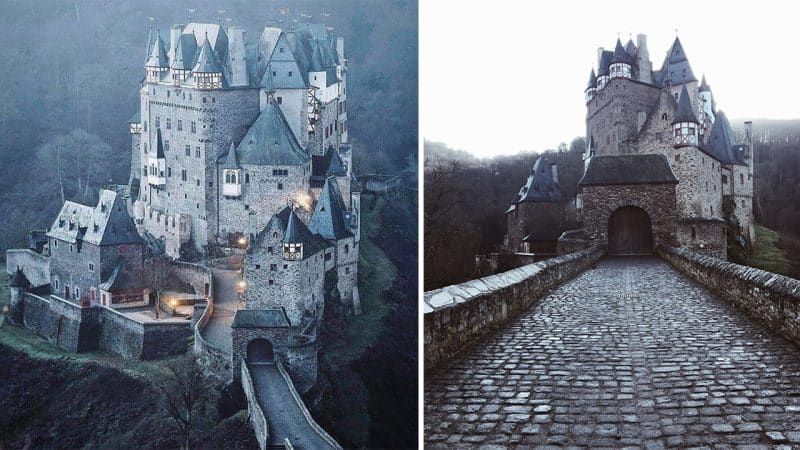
[201,268,241,353]
[425,257,800,448]
[249,362,337,449]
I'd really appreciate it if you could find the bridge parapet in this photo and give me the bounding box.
[424,246,604,372]
[657,245,800,348]
[241,363,269,450]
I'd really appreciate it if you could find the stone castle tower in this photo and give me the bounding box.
[128,21,356,260]
[581,34,755,258]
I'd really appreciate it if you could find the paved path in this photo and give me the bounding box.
[425,257,800,448]
[249,363,336,449]
[201,268,241,353]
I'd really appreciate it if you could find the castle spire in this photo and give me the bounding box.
[673,84,699,124]
[223,141,239,169]
[699,74,711,92]
[145,31,169,68]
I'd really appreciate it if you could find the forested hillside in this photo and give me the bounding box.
[425,120,800,290]
[0,0,417,252]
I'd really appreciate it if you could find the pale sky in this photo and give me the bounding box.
[421,0,800,158]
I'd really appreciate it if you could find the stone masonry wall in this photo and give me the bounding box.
[6,249,49,287]
[424,246,605,372]
[657,245,800,347]
[581,184,677,247]
[586,77,661,155]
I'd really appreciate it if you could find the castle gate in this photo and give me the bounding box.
[247,339,274,363]
[607,206,653,255]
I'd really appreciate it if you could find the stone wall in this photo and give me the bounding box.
[657,245,800,347]
[586,77,660,155]
[231,325,290,382]
[424,246,605,372]
[170,261,213,297]
[474,253,542,278]
[20,293,98,353]
[6,249,49,287]
[241,363,269,450]
[581,184,677,247]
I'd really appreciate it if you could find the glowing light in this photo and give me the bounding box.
[168,298,177,307]
[237,280,247,292]
[238,237,248,246]
[294,192,313,211]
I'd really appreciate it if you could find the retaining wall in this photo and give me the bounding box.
[188,264,232,382]
[424,246,605,372]
[657,245,800,347]
[241,363,269,450]
[6,249,50,287]
[171,261,213,297]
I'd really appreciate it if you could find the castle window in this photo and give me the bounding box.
[196,179,200,187]
[245,205,250,210]
[740,173,744,184]
[167,90,170,98]
[345,244,349,254]
[268,246,273,254]
[70,244,74,252]
[279,47,285,53]
[272,71,276,77]
[181,169,187,181]
[675,153,680,162]
[203,97,207,103]
[655,132,663,141]
[691,227,696,239]
[54,279,59,290]
[167,167,172,177]
[191,122,196,133]
[245,173,250,183]
[164,140,170,152]
[722,175,728,184]
[155,116,160,128]
[88,263,94,272]
[273,232,277,238]
[345,267,350,274]
[177,120,182,131]
[288,71,293,77]
[268,280,274,286]
[209,182,214,187]
[212,97,216,103]
[196,147,201,158]
[277,183,284,190]
[144,143,148,153]
[143,165,147,176]
[277,96,282,104]
[166,118,171,129]
[255,264,261,269]
[196,203,200,209]
[283,264,288,269]
[185,145,191,156]
[270,264,277,272]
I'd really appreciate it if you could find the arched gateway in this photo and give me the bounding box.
[247,339,274,363]
[607,206,654,255]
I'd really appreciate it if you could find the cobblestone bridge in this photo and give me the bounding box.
[425,257,800,448]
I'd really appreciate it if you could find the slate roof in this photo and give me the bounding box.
[232,99,309,166]
[9,268,31,288]
[699,74,711,92]
[146,32,169,68]
[579,154,678,186]
[658,37,697,85]
[47,190,143,246]
[311,147,346,182]
[262,33,307,89]
[222,142,239,169]
[155,128,165,158]
[171,34,198,71]
[597,50,613,76]
[510,157,561,206]
[99,259,140,291]
[182,22,228,61]
[308,177,353,240]
[251,206,330,260]
[673,84,699,124]
[611,38,629,64]
[231,309,291,328]
[625,39,637,56]
[703,111,748,166]
[193,35,225,74]
[587,69,597,89]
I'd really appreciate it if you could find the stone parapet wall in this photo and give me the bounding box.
[474,253,542,278]
[6,249,50,287]
[241,363,269,450]
[657,245,800,347]
[171,261,213,297]
[424,246,605,372]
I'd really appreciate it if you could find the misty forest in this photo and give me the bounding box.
[0,1,417,449]
[425,120,800,290]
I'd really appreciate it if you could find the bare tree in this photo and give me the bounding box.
[158,361,203,450]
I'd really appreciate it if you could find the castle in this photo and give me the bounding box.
[6,19,361,395]
[507,35,754,260]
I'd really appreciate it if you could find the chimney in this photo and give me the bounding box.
[636,33,652,83]
[336,37,345,65]
[169,24,184,61]
[227,27,249,87]
[597,47,604,69]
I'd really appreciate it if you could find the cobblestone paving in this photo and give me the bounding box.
[425,257,800,449]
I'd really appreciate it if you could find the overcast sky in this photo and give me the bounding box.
[421,0,800,158]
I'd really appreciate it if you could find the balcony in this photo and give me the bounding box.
[222,182,242,197]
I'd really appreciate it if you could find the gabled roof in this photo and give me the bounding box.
[611,38,629,64]
[233,99,309,166]
[673,84,699,124]
[182,22,228,61]
[171,34,198,71]
[232,309,291,328]
[222,142,239,169]
[262,33,306,89]
[47,190,143,246]
[308,177,353,240]
[146,32,169,68]
[193,34,225,74]
[155,128,165,158]
[704,111,748,166]
[511,157,561,205]
[659,37,697,85]
[9,268,30,288]
[579,154,678,186]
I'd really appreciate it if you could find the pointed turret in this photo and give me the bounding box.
[585,69,597,102]
[610,38,632,79]
[148,129,166,187]
[282,207,319,260]
[698,74,715,132]
[222,141,242,197]
[9,268,31,289]
[660,36,697,86]
[155,128,165,158]
[170,34,197,85]
[223,142,239,169]
[192,33,225,89]
[308,177,353,240]
[145,31,169,83]
[672,84,699,148]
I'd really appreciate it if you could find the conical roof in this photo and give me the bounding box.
[9,268,30,288]
[155,128,165,158]
[597,50,612,76]
[586,69,597,89]
[625,39,637,56]
[673,84,699,124]
[234,99,309,166]
[193,34,224,73]
[699,74,711,92]
[308,177,353,240]
[326,151,347,177]
[660,37,697,85]
[283,208,309,244]
[171,34,198,71]
[611,38,629,64]
[146,32,169,68]
[222,142,239,169]
[705,111,747,166]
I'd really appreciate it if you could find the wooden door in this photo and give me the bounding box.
[608,206,654,255]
